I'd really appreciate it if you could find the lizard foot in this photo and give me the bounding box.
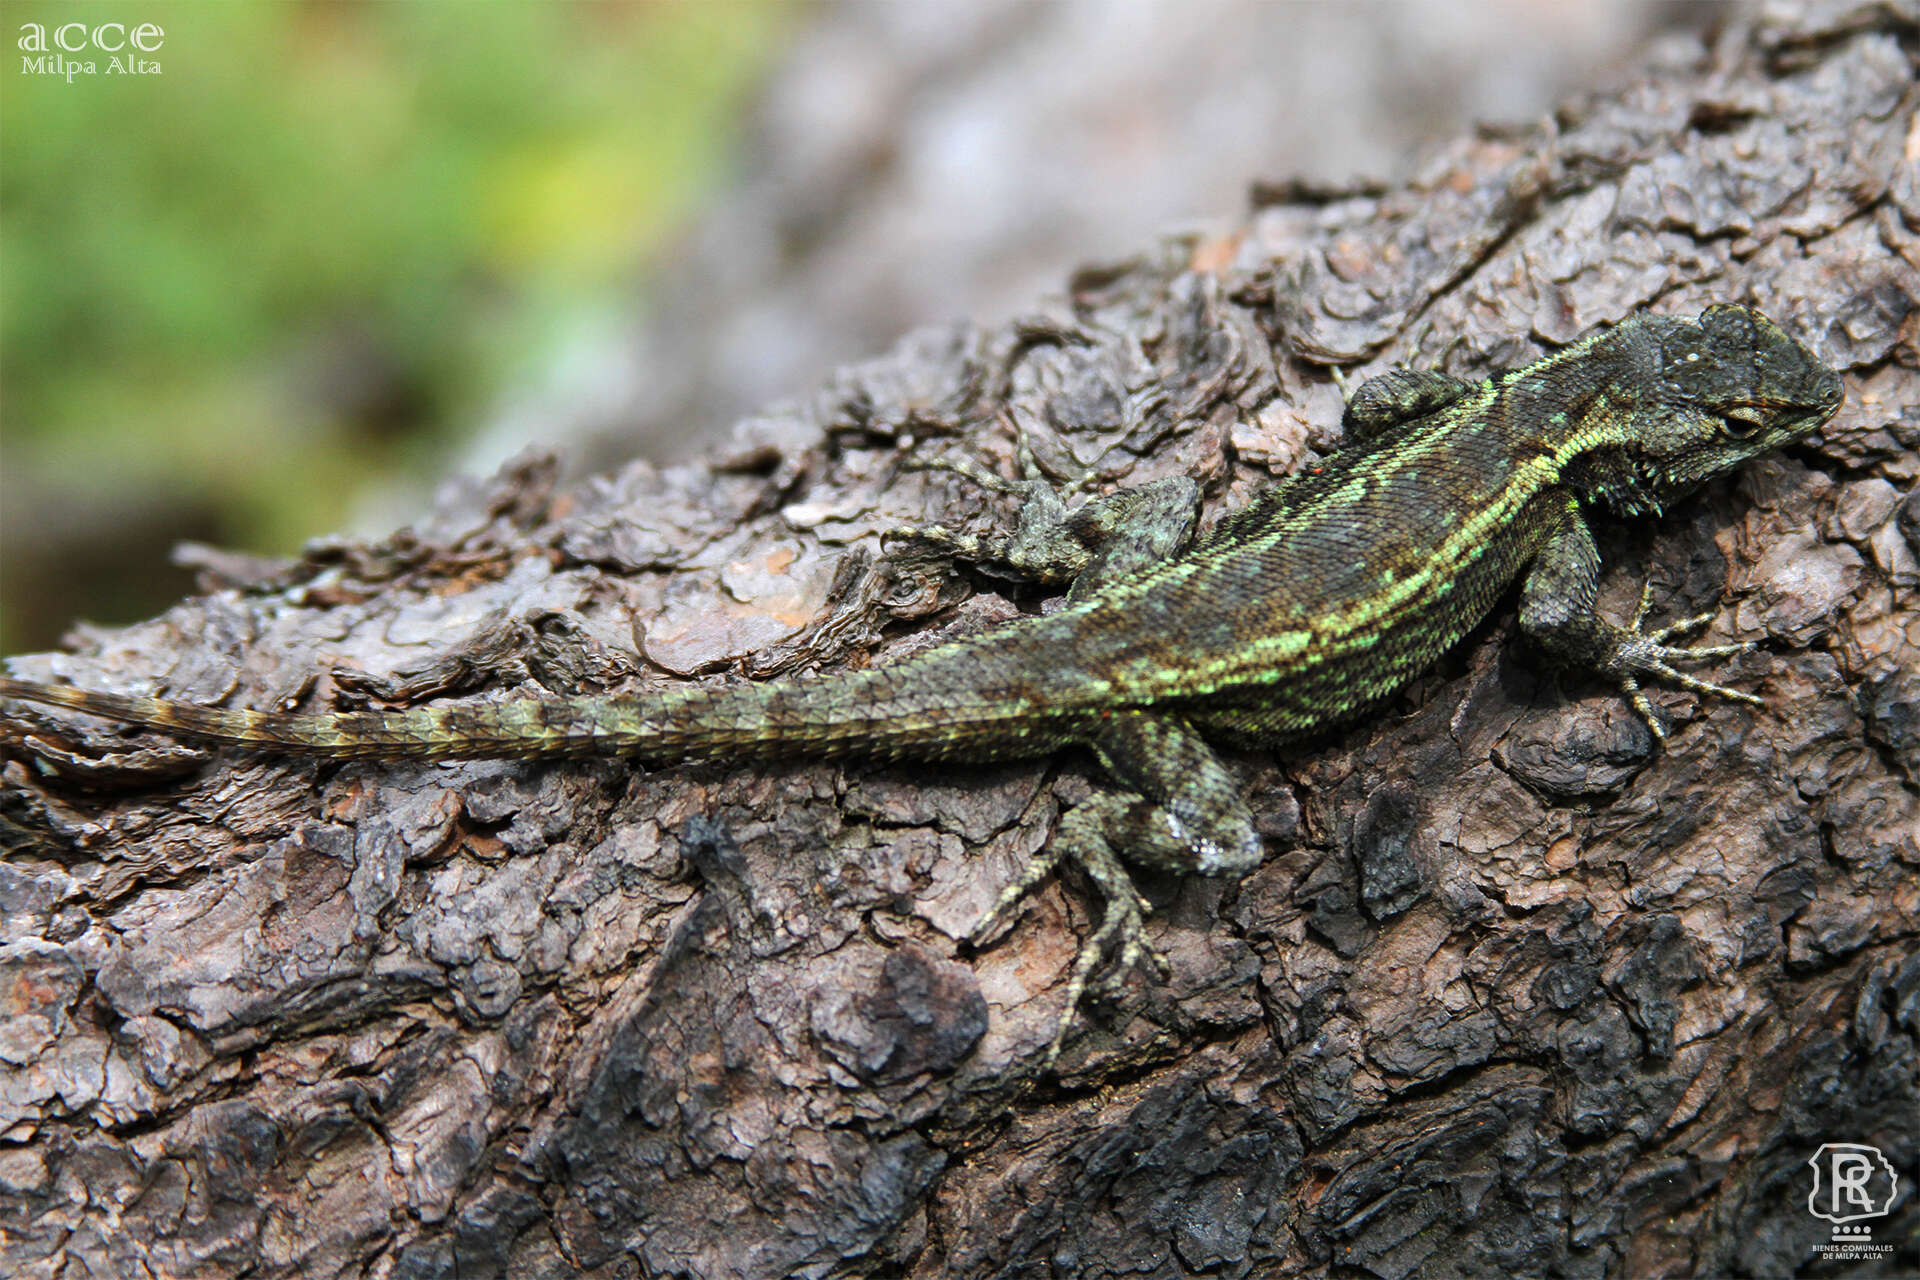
[969,793,1170,1070]
[889,417,1099,583]
[889,411,1204,596]
[1612,581,1762,743]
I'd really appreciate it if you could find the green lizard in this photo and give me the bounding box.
[0,303,1844,1063]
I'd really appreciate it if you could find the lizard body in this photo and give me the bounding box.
[0,304,1844,1061]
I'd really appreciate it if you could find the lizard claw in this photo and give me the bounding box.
[1643,610,1717,645]
[886,523,990,559]
[968,794,1172,1071]
[1619,674,1666,744]
[1627,579,1657,631]
[967,838,1068,949]
[1044,863,1165,1069]
[901,451,1028,494]
[891,424,1066,560]
[1612,582,1765,742]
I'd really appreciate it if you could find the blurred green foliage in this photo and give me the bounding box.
[1,0,788,652]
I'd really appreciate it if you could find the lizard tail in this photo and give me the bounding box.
[0,675,747,762]
[0,673,1014,764]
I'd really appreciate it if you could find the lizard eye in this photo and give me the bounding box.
[1721,405,1767,437]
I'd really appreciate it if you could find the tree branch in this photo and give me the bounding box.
[2,4,1916,1276]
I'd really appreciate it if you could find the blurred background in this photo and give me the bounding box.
[0,0,1713,654]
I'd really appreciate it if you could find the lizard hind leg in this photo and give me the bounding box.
[967,791,1164,1066]
[891,424,1202,593]
[971,710,1262,1068]
[1338,368,1480,444]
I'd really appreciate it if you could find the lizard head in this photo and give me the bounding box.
[1578,304,1843,516]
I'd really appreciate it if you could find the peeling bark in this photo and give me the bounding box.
[2,4,1917,1277]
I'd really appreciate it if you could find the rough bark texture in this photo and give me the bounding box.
[3,5,1917,1278]
[548,0,1672,474]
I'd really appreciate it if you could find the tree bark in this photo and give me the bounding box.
[3,4,1916,1277]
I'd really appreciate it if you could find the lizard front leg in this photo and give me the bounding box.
[972,710,1262,1066]
[1519,492,1761,743]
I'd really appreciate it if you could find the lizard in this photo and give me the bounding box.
[0,303,1844,1065]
